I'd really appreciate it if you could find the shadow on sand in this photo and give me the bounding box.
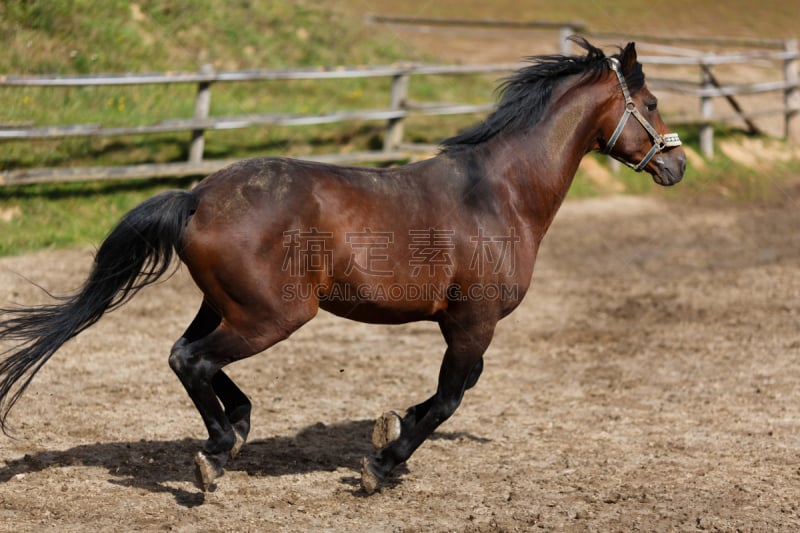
[0,419,490,507]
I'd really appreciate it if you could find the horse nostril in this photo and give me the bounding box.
[678,154,687,175]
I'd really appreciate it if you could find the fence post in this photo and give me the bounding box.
[189,64,214,164]
[559,26,573,55]
[700,63,714,157]
[384,71,409,152]
[784,38,799,143]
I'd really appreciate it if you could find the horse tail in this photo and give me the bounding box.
[0,189,199,434]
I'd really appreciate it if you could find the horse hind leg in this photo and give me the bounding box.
[169,301,310,491]
[169,329,245,491]
[212,370,251,459]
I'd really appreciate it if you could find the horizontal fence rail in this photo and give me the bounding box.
[0,63,519,186]
[1,25,798,186]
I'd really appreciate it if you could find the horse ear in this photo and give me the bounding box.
[621,42,638,73]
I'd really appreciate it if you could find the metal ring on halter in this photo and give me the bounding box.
[602,57,682,172]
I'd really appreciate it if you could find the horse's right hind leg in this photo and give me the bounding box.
[212,370,251,459]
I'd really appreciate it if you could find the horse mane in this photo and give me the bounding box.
[440,37,645,152]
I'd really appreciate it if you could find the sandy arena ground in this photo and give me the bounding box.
[1,184,799,531]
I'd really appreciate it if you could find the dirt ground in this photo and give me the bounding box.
[1,180,799,531]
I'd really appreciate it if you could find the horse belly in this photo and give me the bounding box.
[316,284,445,324]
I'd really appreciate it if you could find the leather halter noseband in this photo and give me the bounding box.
[602,57,682,172]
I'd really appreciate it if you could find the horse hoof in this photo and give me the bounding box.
[371,411,402,449]
[229,428,246,459]
[360,457,382,495]
[194,451,223,492]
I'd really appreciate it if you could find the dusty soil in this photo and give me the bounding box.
[1,185,799,531]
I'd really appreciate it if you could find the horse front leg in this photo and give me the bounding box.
[361,319,494,493]
[371,358,484,449]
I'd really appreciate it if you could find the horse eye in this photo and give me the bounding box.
[645,101,658,112]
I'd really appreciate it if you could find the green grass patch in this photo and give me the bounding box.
[0,0,437,170]
[0,178,197,256]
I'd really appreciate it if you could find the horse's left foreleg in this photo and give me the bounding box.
[361,319,494,493]
[371,358,484,449]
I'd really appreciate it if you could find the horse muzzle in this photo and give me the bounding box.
[650,149,687,186]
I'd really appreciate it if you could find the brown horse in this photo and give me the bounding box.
[0,39,685,494]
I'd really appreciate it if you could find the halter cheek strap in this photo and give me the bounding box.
[602,57,681,172]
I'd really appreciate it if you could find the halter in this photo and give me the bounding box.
[602,57,682,172]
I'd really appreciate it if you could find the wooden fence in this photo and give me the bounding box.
[642,41,800,157]
[0,63,518,186]
[370,16,800,157]
[1,19,798,186]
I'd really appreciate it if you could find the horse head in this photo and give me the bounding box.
[597,42,686,186]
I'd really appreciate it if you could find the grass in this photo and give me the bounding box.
[0,0,435,169]
[0,178,197,255]
[1,1,798,256]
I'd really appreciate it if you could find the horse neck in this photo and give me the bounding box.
[482,81,607,237]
